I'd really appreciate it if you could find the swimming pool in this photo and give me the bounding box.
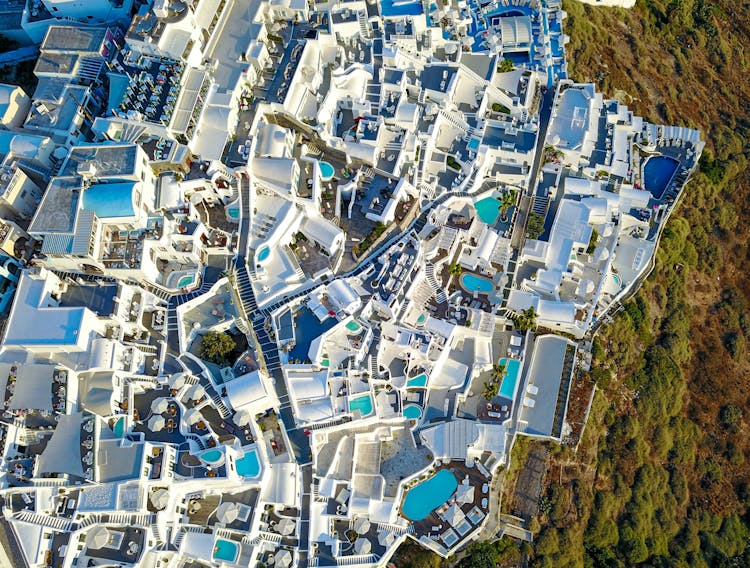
[178,274,196,288]
[213,539,238,563]
[257,245,270,263]
[474,197,501,225]
[403,404,422,420]
[499,358,521,400]
[407,373,428,388]
[380,0,423,17]
[402,469,458,520]
[611,273,622,287]
[643,155,679,199]
[468,137,480,151]
[345,320,361,332]
[461,273,494,294]
[319,161,335,180]
[235,450,260,478]
[416,313,426,325]
[201,449,223,463]
[226,205,240,220]
[349,394,374,417]
[113,417,125,437]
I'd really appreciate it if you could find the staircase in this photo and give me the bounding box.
[531,193,548,217]
[357,10,370,38]
[210,392,232,418]
[15,512,73,532]
[424,264,447,303]
[151,522,164,546]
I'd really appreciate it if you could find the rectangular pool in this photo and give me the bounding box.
[349,394,374,417]
[499,358,521,400]
[213,539,238,563]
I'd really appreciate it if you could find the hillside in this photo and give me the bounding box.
[531,1,750,566]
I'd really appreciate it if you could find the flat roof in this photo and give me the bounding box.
[519,335,569,437]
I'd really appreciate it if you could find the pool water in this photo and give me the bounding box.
[416,313,426,325]
[403,404,422,420]
[402,469,458,520]
[201,449,223,463]
[345,320,361,332]
[643,156,679,199]
[213,539,238,563]
[468,137,480,151]
[113,417,125,437]
[319,161,335,180]
[227,205,240,220]
[380,0,423,17]
[498,358,521,400]
[407,374,428,388]
[178,274,195,288]
[320,359,330,367]
[461,273,494,293]
[611,273,622,287]
[235,450,260,477]
[474,197,501,225]
[349,394,374,417]
[257,245,270,263]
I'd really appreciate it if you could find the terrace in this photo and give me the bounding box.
[115,54,185,127]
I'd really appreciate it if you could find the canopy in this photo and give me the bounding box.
[150,488,169,510]
[188,384,205,400]
[378,531,394,546]
[353,517,370,534]
[354,537,371,555]
[148,415,165,431]
[168,372,187,389]
[215,502,239,524]
[233,408,253,427]
[184,407,202,426]
[277,518,295,536]
[150,397,169,414]
[85,526,111,549]
[275,549,292,568]
[455,484,475,504]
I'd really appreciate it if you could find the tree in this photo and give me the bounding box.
[587,227,599,254]
[525,212,545,239]
[199,331,236,365]
[482,381,499,401]
[457,541,499,568]
[497,58,515,73]
[448,262,463,276]
[513,307,538,332]
[498,190,516,221]
[491,362,507,383]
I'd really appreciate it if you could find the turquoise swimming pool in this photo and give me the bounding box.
[461,273,494,293]
[349,394,374,417]
[404,404,422,420]
[201,449,223,463]
[257,245,270,263]
[402,469,458,520]
[611,273,622,287]
[416,313,426,325]
[236,450,260,478]
[213,539,238,563]
[178,274,196,288]
[346,320,361,332]
[499,357,521,400]
[407,374,428,388]
[474,197,501,225]
[319,161,335,180]
[113,417,125,437]
[227,205,240,220]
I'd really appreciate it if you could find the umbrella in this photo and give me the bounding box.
[168,372,186,389]
[150,488,169,510]
[455,484,475,504]
[354,537,371,555]
[443,503,465,526]
[85,526,111,549]
[184,408,202,426]
[215,501,239,524]
[188,384,205,400]
[148,415,165,431]
[233,408,252,426]
[151,397,169,414]
[353,517,370,534]
[277,517,295,536]
[378,531,395,547]
[274,549,292,568]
